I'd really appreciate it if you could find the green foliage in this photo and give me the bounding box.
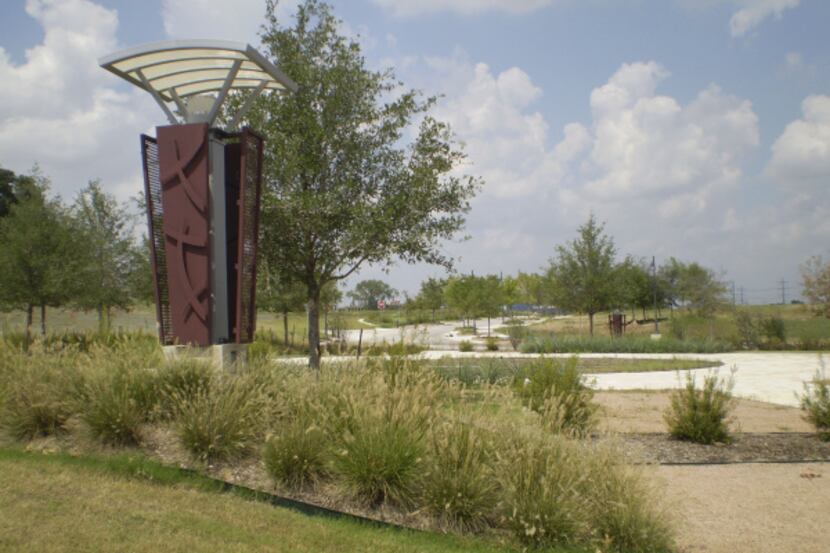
[245,0,479,367]
[348,279,397,310]
[734,311,759,348]
[664,371,735,444]
[512,357,597,437]
[420,423,497,532]
[548,215,617,335]
[175,376,265,462]
[484,337,499,351]
[71,181,141,332]
[801,255,830,318]
[800,365,830,441]
[0,172,85,332]
[264,419,329,489]
[416,277,446,321]
[458,340,474,352]
[760,316,787,343]
[504,325,528,351]
[154,359,214,420]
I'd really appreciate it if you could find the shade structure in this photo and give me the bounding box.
[99,40,297,126]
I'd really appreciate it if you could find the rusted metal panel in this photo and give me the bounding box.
[140,134,174,345]
[234,128,263,343]
[224,141,241,341]
[157,123,211,346]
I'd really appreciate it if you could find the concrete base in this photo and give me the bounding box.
[162,343,248,371]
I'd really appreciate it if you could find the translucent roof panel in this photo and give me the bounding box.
[99,39,297,102]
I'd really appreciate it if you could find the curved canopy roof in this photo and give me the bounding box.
[99,40,297,126]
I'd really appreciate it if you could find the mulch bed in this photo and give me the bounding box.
[603,432,830,464]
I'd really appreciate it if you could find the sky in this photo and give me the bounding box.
[1,0,828,304]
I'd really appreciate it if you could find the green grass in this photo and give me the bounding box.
[0,448,519,553]
[426,357,720,388]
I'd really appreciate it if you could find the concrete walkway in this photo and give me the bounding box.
[415,350,827,407]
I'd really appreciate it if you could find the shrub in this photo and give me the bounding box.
[0,353,77,440]
[734,311,759,349]
[664,370,735,444]
[485,337,499,351]
[458,340,473,352]
[800,365,830,441]
[264,418,329,489]
[79,367,148,446]
[504,325,528,351]
[420,422,497,532]
[175,376,265,462]
[761,316,787,344]
[513,357,597,437]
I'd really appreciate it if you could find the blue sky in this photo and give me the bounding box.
[1,0,828,303]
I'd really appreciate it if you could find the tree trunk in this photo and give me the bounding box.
[324,309,328,337]
[487,315,491,337]
[25,303,33,343]
[307,286,322,371]
[40,304,46,336]
[431,308,435,322]
[588,312,594,337]
[282,311,289,347]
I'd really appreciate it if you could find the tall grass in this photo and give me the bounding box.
[0,350,78,440]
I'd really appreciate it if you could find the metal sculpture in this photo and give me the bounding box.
[101,41,295,348]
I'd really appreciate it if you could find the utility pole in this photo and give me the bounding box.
[739,287,745,305]
[730,281,736,305]
[652,256,659,333]
[779,280,787,305]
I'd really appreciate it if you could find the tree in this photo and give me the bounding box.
[416,277,446,321]
[347,279,397,310]
[675,261,727,317]
[244,0,479,368]
[801,255,830,317]
[616,256,657,320]
[258,260,307,346]
[479,274,505,336]
[515,271,548,306]
[0,166,16,218]
[444,274,486,329]
[0,173,82,336]
[548,215,617,336]
[72,180,138,332]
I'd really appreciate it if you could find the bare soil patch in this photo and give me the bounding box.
[594,390,812,434]
[651,463,830,553]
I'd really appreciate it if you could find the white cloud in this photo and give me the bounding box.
[0,0,157,202]
[370,0,553,17]
[161,0,298,44]
[766,95,830,187]
[576,62,759,217]
[729,0,799,37]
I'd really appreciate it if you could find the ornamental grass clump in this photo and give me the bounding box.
[664,370,735,444]
[494,429,590,547]
[513,356,598,437]
[330,359,446,507]
[0,349,78,440]
[800,362,830,441]
[79,366,149,446]
[419,421,498,532]
[154,358,214,420]
[175,375,265,462]
[264,418,329,489]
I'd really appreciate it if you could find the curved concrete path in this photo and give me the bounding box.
[415,350,827,407]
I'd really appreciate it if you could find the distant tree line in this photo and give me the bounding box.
[0,166,153,337]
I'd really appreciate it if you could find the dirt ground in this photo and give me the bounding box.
[594,390,813,433]
[651,463,830,553]
[596,391,830,553]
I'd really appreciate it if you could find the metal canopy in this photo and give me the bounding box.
[99,40,297,127]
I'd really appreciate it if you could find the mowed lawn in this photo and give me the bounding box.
[0,450,516,553]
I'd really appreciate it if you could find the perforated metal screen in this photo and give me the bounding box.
[235,128,263,343]
[141,135,174,345]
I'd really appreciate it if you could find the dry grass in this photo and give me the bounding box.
[0,450,513,553]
